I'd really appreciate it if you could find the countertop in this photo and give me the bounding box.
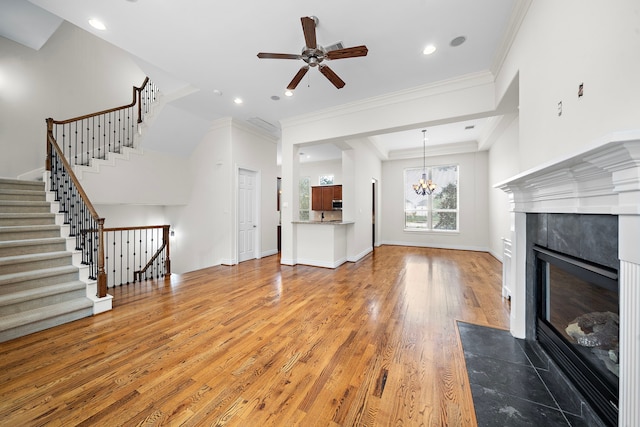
[291,220,355,225]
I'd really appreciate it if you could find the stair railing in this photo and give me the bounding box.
[46,125,107,297]
[46,77,158,167]
[103,225,171,287]
[45,77,162,299]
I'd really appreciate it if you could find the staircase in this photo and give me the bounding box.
[0,178,93,343]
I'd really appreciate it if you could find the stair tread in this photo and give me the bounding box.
[0,213,55,218]
[0,224,60,232]
[0,265,78,285]
[0,280,86,306]
[0,179,44,187]
[0,251,71,265]
[0,297,93,332]
[0,200,50,205]
[0,188,44,192]
[0,237,66,248]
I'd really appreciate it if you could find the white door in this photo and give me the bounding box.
[238,169,257,262]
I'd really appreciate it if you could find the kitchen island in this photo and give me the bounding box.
[292,220,354,268]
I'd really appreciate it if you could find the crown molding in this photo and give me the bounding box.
[490,0,533,77]
[280,71,495,130]
[387,140,479,161]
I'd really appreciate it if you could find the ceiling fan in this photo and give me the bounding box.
[257,16,368,90]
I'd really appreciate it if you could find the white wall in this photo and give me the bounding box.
[342,138,382,261]
[80,148,190,205]
[380,151,489,251]
[165,118,278,273]
[0,21,145,178]
[165,121,231,273]
[95,204,167,228]
[487,115,520,260]
[299,159,342,186]
[495,0,640,171]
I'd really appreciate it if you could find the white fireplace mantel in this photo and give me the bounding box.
[495,131,640,426]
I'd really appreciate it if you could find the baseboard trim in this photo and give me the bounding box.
[378,241,490,253]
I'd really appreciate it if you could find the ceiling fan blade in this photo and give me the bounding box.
[301,16,317,49]
[287,66,309,90]
[257,52,301,60]
[325,45,369,60]
[319,65,345,89]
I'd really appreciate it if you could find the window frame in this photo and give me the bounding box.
[299,176,311,220]
[319,175,334,186]
[403,164,459,232]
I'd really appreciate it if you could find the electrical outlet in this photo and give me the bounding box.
[558,101,563,116]
[578,83,584,97]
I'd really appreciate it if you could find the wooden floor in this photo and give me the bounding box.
[0,246,510,426]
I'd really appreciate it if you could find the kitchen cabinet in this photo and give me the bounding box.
[311,185,342,211]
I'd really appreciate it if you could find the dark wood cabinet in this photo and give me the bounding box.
[333,185,342,201]
[311,185,342,211]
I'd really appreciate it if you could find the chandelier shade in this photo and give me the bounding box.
[412,130,437,196]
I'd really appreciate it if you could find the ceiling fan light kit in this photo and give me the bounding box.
[257,16,368,90]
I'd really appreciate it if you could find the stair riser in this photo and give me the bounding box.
[0,271,80,295]
[0,242,67,257]
[0,287,86,317]
[0,216,56,227]
[0,255,72,275]
[0,229,61,242]
[0,306,93,343]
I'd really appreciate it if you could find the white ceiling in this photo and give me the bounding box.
[2,0,519,161]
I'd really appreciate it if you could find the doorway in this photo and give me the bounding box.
[238,168,258,262]
[372,178,377,248]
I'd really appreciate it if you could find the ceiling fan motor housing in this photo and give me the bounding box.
[302,47,326,67]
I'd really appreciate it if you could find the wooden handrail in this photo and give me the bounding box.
[46,120,101,220]
[46,119,107,297]
[103,224,170,232]
[134,242,167,282]
[49,77,150,125]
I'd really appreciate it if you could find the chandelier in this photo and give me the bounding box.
[412,129,437,196]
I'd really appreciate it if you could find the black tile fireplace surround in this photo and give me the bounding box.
[526,213,619,426]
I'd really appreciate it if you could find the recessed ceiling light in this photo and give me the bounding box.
[233,97,243,104]
[88,19,106,30]
[422,44,437,55]
[271,95,280,101]
[284,90,293,97]
[213,89,223,96]
[450,36,466,47]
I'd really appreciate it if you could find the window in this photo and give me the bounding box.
[319,175,334,186]
[404,165,458,231]
[299,176,310,220]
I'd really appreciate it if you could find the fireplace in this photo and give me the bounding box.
[495,135,640,426]
[535,244,619,425]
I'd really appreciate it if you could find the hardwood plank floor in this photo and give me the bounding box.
[0,246,510,426]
